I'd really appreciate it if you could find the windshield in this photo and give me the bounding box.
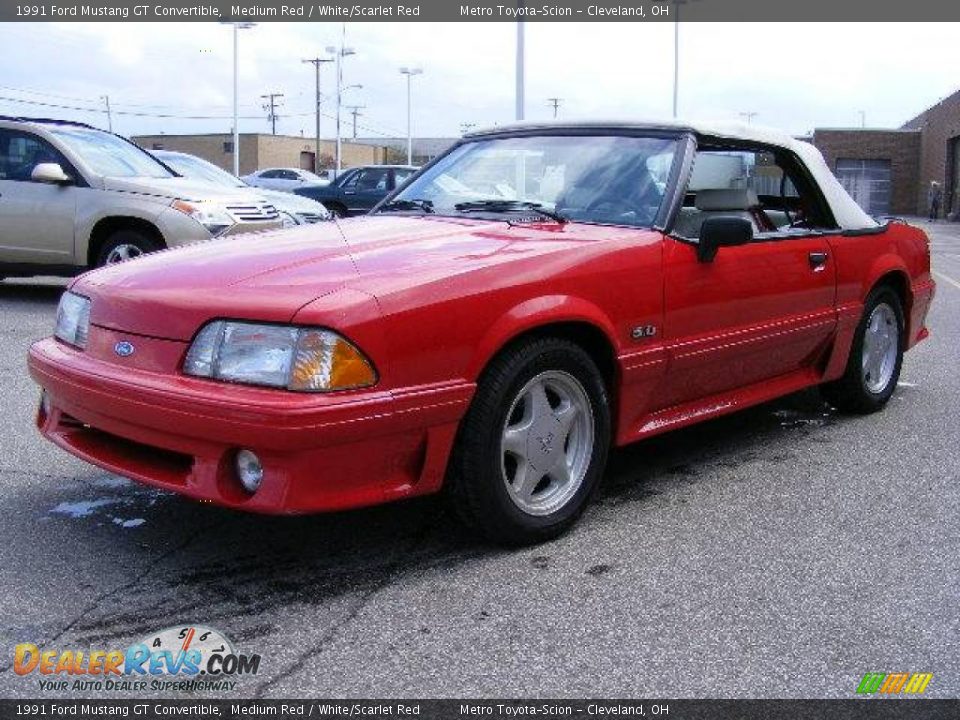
[47,127,174,179]
[160,153,244,188]
[390,134,678,227]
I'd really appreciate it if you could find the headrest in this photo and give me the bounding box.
[695,188,759,211]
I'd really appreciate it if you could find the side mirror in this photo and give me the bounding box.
[697,216,753,263]
[31,163,73,185]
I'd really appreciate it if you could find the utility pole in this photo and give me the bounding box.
[858,110,866,128]
[261,92,284,135]
[546,97,562,119]
[302,55,333,173]
[345,105,365,139]
[739,111,757,125]
[100,95,113,132]
[460,122,476,135]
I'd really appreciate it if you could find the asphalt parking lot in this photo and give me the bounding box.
[0,220,958,700]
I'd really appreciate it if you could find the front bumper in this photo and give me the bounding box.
[29,337,472,513]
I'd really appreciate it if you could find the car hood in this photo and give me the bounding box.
[257,188,330,216]
[74,215,596,341]
[102,176,265,204]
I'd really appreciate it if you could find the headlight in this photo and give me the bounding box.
[183,321,377,392]
[171,199,234,237]
[279,211,300,228]
[54,291,91,349]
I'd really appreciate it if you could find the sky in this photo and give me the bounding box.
[0,22,958,142]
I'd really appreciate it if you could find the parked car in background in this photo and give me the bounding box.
[242,167,329,192]
[154,150,331,226]
[294,165,418,217]
[0,117,282,279]
[28,121,935,545]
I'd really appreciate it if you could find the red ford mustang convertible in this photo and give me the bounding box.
[29,122,935,544]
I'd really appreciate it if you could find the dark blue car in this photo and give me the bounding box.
[294,164,418,217]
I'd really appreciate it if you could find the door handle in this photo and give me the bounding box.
[808,251,828,271]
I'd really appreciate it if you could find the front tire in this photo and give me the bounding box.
[325,203,347,218]
[446,337,611,545]
[821,286,904,414]
[96,229,160,267]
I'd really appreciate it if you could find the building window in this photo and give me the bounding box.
[223,141,234,154]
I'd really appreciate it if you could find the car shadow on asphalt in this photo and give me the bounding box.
[24,386,841,654]
[0,280,67,305]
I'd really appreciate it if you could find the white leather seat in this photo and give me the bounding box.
[673,188,761,239]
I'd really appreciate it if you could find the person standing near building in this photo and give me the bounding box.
[928,181,942,221]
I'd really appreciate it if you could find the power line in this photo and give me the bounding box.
[0,93,401,138]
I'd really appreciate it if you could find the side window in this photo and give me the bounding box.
[279,169,299,180]
[0,130,69,183]
[355,168,389,192]
[673,146,832,240]
[260,169,282,179]
[393,168,414,187]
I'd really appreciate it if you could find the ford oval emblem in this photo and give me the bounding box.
[114,341,135,358]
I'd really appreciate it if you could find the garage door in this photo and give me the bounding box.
[835,158,891,217]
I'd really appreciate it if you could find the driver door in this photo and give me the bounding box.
[0,129,77,264]
[654,145,838,409]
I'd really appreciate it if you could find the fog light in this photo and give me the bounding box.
[235,449,263,494]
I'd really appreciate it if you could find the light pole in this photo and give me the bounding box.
[326,30,356,178]
[399,67,423,165]
[672,1,686,118]
[515,7,525,121]
[221,21,256,176]
[302,55,333,173]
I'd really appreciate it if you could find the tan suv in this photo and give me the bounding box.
[0,117,282,280]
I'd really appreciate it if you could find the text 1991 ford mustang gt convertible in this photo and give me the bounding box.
[29,121,935,544]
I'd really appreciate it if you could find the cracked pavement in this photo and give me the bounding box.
[0,221,958,699]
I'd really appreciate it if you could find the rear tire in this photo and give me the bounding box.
[821,286,904,414]
[445,337,611,545]
[95,229,160,267]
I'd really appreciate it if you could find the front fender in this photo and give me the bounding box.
[466,294,620,381]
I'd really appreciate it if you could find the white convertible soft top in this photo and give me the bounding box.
[469,120,878,231]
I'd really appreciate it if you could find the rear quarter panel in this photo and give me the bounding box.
[826,222,933,349]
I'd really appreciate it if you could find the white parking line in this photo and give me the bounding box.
[933,270,960,292]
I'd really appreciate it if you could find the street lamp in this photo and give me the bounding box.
[326,35,356,177]
[221,21,256,176]
[399,67,423,165]
[516,6,525,121]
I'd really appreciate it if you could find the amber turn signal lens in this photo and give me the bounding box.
[289,330,377,392]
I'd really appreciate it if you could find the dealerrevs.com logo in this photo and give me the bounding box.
[14,625,261,693]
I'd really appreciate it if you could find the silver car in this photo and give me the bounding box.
[0,117,282,279]
[241,167,329,192]
[153,151,331,226]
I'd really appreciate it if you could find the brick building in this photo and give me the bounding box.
[132,133,388,176]
[810,88,960,218]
